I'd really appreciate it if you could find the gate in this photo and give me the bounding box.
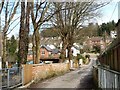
[98,66,120,89]
[0,67,23,89]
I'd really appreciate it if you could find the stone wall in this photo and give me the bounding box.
[32,63,70,82]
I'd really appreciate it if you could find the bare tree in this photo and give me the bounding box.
[1,1,19,67]
[51,1,110,62]
[30,1,48,64]
[30,1,63,64]
[18,0,30,65]
[0,0,4,13]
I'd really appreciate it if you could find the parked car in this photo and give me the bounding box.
[9,64,18,75]
[26,60,44,65]
[26,61,33,64]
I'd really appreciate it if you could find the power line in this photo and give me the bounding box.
[109,2,117,21]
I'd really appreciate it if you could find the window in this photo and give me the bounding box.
[41,50,45,55]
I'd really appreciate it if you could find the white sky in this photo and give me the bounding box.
[97,0,119,25]
[1,1,119,38]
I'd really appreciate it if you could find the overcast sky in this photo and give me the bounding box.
[1,1,119,38]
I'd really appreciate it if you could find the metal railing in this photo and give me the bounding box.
[98,66,120,89]
[0,67,22,89]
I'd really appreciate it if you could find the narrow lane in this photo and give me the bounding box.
[30,59,96,89]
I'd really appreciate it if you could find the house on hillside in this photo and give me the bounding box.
[27,45,60,63]
[40,28,61,49]
[71,43,83,56]
[40,45,60,59]
[83,37,105,52]
[71,46,80,57]
[83,36,113,53]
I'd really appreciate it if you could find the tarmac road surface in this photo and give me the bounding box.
[29,58,97,89]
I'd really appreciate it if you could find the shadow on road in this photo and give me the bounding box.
[77,74,94,89]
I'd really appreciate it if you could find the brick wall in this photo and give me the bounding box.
[32,63,70,82]
[40,48,49,58]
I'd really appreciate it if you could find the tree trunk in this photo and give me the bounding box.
[2,2,8,68]
[32,33,36,64]
[59,39,68,63]
[24,1,30,63]
[67,45,72,62]
[18,1,25,66]
[34,29,40,64]
[2,34,6,68]
[18,1,30,66]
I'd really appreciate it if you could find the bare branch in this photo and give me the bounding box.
[0,0,4,13]
[7,1,19,25]
[3,1,19,33]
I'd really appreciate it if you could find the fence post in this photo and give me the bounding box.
[114,74,117,88]
[22,67,24,86]
[7,69,10,88]
[98,67,101,88]
[101,68,103,88]
[0,69,2,89]
[104,70,106,88]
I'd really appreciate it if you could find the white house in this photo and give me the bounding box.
[110,31,117,39]
[71,46,80,56]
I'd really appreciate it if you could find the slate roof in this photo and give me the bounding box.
[41,45,60,54]
[52,49,60,54]
[41,45,52,52]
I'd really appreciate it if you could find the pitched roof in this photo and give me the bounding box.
[52,49,60,54]
[41,45,60,54]
[41,45,52,52]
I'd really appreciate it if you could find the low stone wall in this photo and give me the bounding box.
[32,63,70,82]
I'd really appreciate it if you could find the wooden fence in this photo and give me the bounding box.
[98,66,120,89]
[22,64,33,85]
